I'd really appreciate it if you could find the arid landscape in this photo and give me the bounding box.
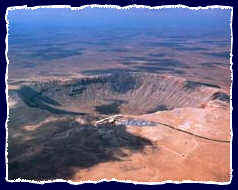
[7,7,231,182]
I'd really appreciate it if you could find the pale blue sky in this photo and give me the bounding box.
[7,7,232,41]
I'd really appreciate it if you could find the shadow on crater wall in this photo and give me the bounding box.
[16,86,84,115]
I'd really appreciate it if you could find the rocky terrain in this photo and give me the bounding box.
[7,71,231,182]
[8,72,226,116]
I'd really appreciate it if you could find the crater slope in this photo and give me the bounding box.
[12,72,225,116]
